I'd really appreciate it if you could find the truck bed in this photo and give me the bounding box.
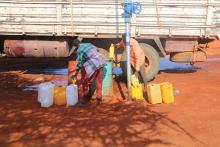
[0,0,219,38]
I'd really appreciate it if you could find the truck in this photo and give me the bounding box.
[0,0,220,81]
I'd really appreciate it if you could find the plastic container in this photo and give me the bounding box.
[112,67,123,76]
[66,84,78,106]
[109,44,115,59]
[160,82,175,104]
[131,74,144,100]
[91,61,113,100]
[147,84,162,104]
[101,61,113,97]
[38,82,55,108]
[131,74,139,87]
[132,85,144,100]
[54,86,67,106]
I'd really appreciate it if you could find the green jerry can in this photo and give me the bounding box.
[91,60,113,100]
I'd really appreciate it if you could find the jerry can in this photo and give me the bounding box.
[147,84,162,104]
[66,84,78,106]
[91,60,113,101]
[160,82,175,104]
[131,74,144,100]
[109,44,115,59]
[99,60,113,97]
[132,85,144,100]
[54,86,67,106]
[131,74,139,87]
[38,82,55,108]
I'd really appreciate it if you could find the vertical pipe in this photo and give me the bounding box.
[123,0,132,99]
[125,22,131,98]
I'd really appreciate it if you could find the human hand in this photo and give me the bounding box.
[71,74,77,84]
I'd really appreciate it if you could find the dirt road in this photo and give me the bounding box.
[0,41,220,147]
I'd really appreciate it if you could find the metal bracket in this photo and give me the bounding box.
[154,37,168,58]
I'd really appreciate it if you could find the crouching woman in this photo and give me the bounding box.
[72,39,106,106]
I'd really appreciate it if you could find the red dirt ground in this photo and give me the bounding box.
[0,40,220,147]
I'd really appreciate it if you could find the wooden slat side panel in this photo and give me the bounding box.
[0,0,219,38]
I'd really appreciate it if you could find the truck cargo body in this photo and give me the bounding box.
[0,0,220,81]
[0,0,219,38]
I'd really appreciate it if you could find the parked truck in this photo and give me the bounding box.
[0,0,220,80]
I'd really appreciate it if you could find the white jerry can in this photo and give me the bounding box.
[66,84,78,106]
[38,82,55,108]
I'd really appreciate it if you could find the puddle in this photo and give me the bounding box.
[23,84,39,91]
[160,58,199,71]
[26,68,68,75]
[23,80,68,91]
[25,59,202,74]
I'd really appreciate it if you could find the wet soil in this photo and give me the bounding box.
[0,40,220,147]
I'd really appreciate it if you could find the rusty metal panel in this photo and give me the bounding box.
[170,51,207,63]
[4,40,25,57]
[4,40,69,57]
[164,38,197,52]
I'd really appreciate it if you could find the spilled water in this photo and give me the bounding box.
[25,58,199,77]
[160,58,198,71]
[26,57,220,75]
[23,84,39,91]
[24,68,68,91]
[23,80,68,91]
[27,68,68,75]
[24,57,220,75]
[23,57,220,91]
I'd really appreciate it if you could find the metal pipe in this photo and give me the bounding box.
[123,0,132,99]
[125,22,131,99]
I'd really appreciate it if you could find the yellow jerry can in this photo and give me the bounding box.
[147,84,162,104]
[109,44,115,59]
[132,85,144,100]
[54,86,67,106]
[160,82,175,104]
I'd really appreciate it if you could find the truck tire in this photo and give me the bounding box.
[121,43,160,82]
